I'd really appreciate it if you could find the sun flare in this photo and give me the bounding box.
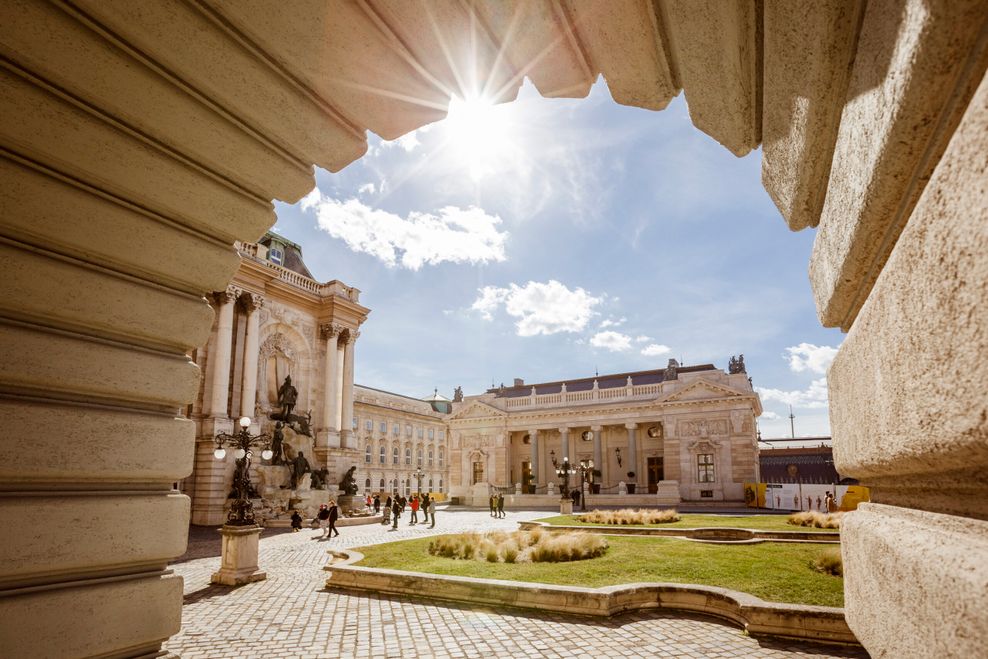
[442,94,520,180]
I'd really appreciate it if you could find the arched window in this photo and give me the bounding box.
[379,445,386,464]
[392,446,399,465]
[417,447,423,467]
[429,477,434,489]
[404,480,410,496]
[439,448,444,467]
[428,448,434,466]
[365,444,371,463]
[439,478,444,493]
[364,478,371,488]
[379,478,385,489]
[405,447,411,465]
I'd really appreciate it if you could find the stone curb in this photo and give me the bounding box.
[519,520,841,543]
[323,550,859,646]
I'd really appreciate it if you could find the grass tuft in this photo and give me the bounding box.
[812,548,843,576]
[428,529,607,563]
[788,511,843,529]
[582,508,681,525]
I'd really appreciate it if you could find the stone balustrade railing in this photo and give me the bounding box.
[236,243,360,302]
[502,382,666,409]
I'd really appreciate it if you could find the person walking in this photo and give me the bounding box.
[290,510,303,532]
[496,492,505,518]
[428,498,437,529]
[421,493,430,525]
[373,494,381,514]
[327,500,340,537]
[391,497,401,530]
[382,495,392,525]
[316,503,331,538]
[489,494,496,517]
[409,495,419,525]
[399,494,407,513]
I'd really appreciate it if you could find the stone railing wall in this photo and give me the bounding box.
[502,382,667,409]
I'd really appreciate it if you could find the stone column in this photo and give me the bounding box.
[315,323,341,463]
[340,329,358,449]
[238,293,263,421]
[207,287,237,418]
[592,425,602,476]
[529,429,539,491]
[626,422,638,486]
[559,427,572,462]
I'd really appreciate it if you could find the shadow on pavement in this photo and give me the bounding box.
[172,524,295,564]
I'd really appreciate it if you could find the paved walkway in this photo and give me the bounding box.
[165,509,868,659]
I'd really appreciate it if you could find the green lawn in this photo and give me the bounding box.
[537,513,835,533]
[353,535,844,607]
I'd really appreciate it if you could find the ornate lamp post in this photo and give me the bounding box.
[555,457,576,514]
[413,467,425,496]
[578,459,595,511]
[210,416,271,586]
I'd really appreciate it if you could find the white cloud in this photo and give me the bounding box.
[762,411,780,420]
[471,280,602,337]
[599,317,626,329]
[641,343,671,357]
[634,335,650,343]
[590,331,632,352]
[785,343,839,375]
[301,188,508,270]
[757,378,830,409]
[358,182,375,196]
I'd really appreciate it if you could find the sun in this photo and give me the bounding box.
[441,94,520,180]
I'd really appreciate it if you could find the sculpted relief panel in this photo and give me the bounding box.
[679,419,729,437]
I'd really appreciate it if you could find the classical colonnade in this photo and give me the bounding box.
[525,422,650,488]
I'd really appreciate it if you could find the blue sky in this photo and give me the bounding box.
[272,79,843,438]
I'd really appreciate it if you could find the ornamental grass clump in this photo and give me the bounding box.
[428,529,607,563]
[812,548,843,576]
[582,508,680,525]
[787,511,843,529]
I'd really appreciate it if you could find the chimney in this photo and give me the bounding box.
[513,378,524,387]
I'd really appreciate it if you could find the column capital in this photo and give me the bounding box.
[625,422,638,430]
[528,428,539,436]
[558,426,570,435]
[238,291,264,313]
[211,285,240,306]
[590,425,602,432]
[319,322,345,340]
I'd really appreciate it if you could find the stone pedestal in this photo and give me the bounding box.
[559,499,573,515]
[210,525,266,586]
[338,494,358,515]
[515,482,522,495]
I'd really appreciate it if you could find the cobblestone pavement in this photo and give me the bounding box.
[165,508,868,659]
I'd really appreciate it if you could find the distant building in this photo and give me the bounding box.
[758,438,856,484]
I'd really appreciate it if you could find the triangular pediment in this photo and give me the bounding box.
[660,379,746,403]
[450,400,507,420]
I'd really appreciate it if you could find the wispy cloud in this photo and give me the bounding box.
[472,280,602,337]
[762,411,781,420]
[641,343,671,357]
[590,331,632,352]
[599,317,627,329]
[757,378,830,409]
[301,188,507,270]
[358,182,375,196]
[785,343,839,375]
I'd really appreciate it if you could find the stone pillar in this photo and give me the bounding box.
[210,526,266,586]
[207,288,237,418]
[340,330,358,449]
[559,427,571,462]
[238,293,262,421]
[626,422,638,485]
[529,429,539,491]
[317,323,341,457]
[591,425,602,477]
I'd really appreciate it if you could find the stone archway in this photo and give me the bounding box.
[1,3,985,657]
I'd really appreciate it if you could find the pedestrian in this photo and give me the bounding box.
[399,494,407,513]
[489,494,496,517]
[409,495,419,525]
[824,491,834,513]
[428,498,437,529]
[382,495,392,525]
[391,497,401,530]
[366,494,372,509]
[496,492,505,518]
[316,503,331,538]
[373,494,381,514]
[421,493,430,524]
[290,510,303,532]
[327,499,340,537]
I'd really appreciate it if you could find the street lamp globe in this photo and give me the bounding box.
[234,448,247,459]
[213,447,227,460]
[261,449,273,461]
[239,416,252,429]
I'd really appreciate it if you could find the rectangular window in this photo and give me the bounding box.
[438,430,444,440]
[393,423,400,436]
[428,428,435,440]
[417,427,424,439]
[379,421,386,433]
[365,445,371,463]
[365,419,373,431]
[439,448,444,467]
[697,454,715,483]
[406,424,412,436]
[352,417,358,430]
[472,461,483,485]
[379,446,385,464]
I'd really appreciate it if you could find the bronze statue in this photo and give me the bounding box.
[289,450,311,490]
[277,375,298,420]
[339,465,358,496]
[663,358,679,380]
[453,386,463,402]
[310,467,329,490]
[268,422,285,465]
[729,354,747,374]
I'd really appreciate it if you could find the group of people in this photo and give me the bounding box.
[489,492,506,518]
[379,493,437,529]
[289,501,340,539]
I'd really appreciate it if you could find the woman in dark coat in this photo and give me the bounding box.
[290,510,303,532]
[327,500,340,538]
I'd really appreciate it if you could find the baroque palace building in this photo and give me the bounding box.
[448,361,762,506]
